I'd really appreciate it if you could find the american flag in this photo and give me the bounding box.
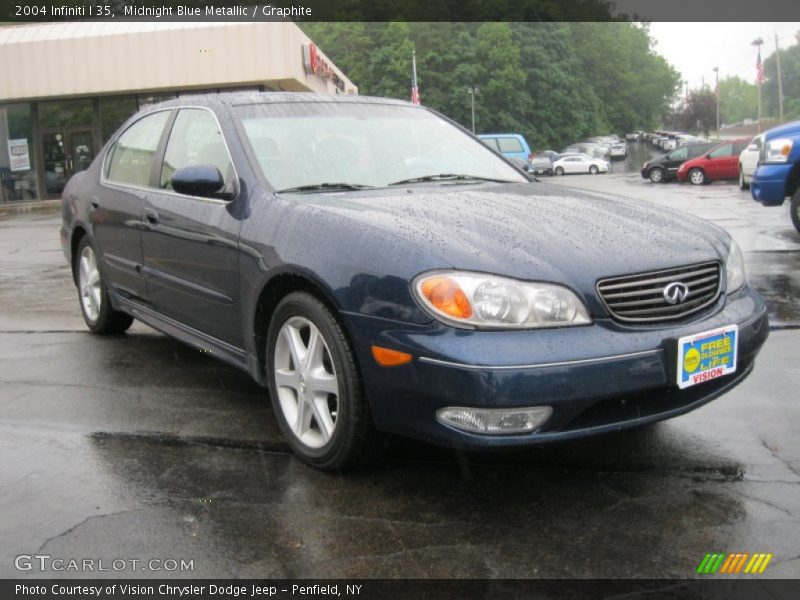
[411,51,421,105]
[756,48,765,85]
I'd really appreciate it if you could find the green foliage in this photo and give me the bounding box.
[718,76,757,125]
[300,22,680,150]
[670,90,718,136]
[762,33,800,121]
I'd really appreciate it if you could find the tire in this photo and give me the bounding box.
[689,168,706,186]
[791,190,800,234]
[589,165,599,175]
[266,291,381,470]
[555,166,564,176]
[739,167,749,191]
[74,237,133,334]
[649,167,665,183]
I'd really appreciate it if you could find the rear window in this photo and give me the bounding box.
[106,111,171,187]
[497,137,525,153]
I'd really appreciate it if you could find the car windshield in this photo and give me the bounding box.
[235,101,526,192]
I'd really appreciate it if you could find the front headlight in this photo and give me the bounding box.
[726,240,746,293]
[763,138,793,163]
[413,271,591,329]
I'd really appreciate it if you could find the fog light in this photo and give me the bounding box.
[436,406,552,435]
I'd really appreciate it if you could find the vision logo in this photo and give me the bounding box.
[696,552,773,575]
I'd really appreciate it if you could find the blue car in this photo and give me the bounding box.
[478,133,538,169]
[750,120,800,233]
[61,93,768,470]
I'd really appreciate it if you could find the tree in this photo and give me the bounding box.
[678,89,718,136]
[762,32,800,121]
[718,76,757,125]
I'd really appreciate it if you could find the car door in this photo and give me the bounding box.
[705,143,733,179]
[730,141,750,178]
[141,107,244,347]
[96,110,172,302]
[665,147,688,176]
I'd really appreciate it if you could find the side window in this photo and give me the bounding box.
[106,111,170,187]
[708,143,733,159]
[497,137,525,153]
[733,141,749,155]
[480,138,500,152]
[670,148,688,161]
[160,109,233,191]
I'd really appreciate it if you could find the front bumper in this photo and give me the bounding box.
[342,286,768,449]
[751,163,792,206]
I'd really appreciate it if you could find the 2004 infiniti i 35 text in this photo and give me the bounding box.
[61,93,768,470]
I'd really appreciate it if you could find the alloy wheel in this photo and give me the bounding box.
[690,169,705,185]
[649,168,663,183]
[78,245,102,322]
[273,316,340,449]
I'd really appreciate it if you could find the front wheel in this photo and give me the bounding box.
[689,168,706,186]
[791,190,800,234]
[75,237,133,334]
[266,292,380,470]
[554,166,565,176]
[739,167,749,191]
[589,165,599,175]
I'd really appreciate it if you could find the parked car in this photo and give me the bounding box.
[750,120,800,232]
[562,144,606,159]
[528,153,554,176]
[60,92,767,470]
[626,131,642,141]
[553,153,610,175]
[677,138,751,185]
[478,133,534,169]
[641,142,717,183]
[609,142,628,159]
[738,134,764,190]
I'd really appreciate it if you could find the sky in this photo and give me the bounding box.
[648,23,800,91]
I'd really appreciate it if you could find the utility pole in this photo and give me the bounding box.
[467,87,478,134]
[713,67,720,140]
[775,32,784,123]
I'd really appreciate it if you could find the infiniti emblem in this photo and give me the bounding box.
[663,281,690,305]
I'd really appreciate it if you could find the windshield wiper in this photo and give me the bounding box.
[276,182,377,193]
[387,174,513,186]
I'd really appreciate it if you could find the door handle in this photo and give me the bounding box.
[144,208,159,225]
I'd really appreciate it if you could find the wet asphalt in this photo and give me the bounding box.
[1,144,799,579]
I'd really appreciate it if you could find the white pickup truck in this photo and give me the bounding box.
[738,133,764,190]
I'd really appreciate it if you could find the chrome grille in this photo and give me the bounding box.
[597,261,721,323]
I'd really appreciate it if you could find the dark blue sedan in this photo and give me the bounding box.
[60,93,768,470]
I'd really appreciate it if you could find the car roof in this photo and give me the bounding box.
[143,91,419,112]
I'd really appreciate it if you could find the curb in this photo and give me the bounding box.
[0,200,61,217]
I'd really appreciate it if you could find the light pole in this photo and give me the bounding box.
[775,32,784,123]
[713,67,720,140]
[752,37,763,133]
[467,86,478,134]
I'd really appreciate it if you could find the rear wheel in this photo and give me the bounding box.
[739,167,749,191]
[689,168,706,186]
[648,167,664,183]
[75,237,133,334]
[266,292,381,470]
[555,166,564,176]
[791,190,800,234]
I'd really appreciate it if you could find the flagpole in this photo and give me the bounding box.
[411,49,420,105]
[752,37,763,133]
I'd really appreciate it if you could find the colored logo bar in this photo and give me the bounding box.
[696,552,773,574]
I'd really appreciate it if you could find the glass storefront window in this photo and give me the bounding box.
[137,93,177,112]
[0,103,38,202]
[38,99,94,129]
[99,96,138,144]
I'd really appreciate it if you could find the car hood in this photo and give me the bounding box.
[764,120,800,140]
[291,181,730,292]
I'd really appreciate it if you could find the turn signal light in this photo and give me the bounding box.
[420,276,473,319]
[371,346,413,367]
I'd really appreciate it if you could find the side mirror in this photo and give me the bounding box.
[171,164,228,199]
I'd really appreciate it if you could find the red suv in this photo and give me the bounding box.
[677,138,750,185]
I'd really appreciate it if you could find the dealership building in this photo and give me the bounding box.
[0,21,357,203]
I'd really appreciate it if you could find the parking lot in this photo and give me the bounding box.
[1,142,799,579]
